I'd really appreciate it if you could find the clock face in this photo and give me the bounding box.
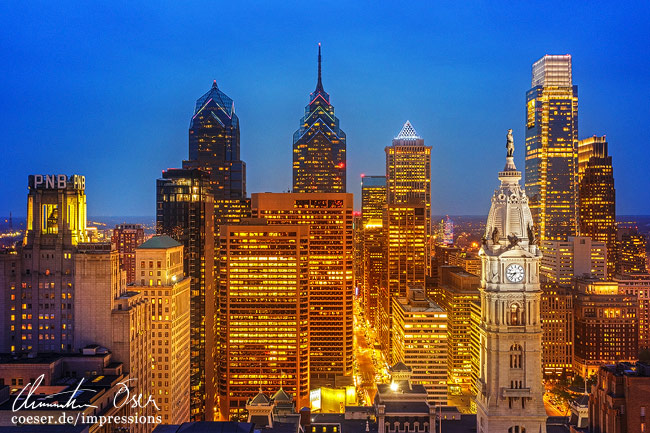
[506,264,525,283]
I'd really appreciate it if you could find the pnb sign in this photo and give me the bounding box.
[29,174,85,190]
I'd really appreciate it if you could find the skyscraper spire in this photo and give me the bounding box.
[315,42,324,93]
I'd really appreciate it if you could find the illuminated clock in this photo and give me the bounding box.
[505,264,525,283]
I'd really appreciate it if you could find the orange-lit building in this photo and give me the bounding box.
[217,221,310,419]
[379,203,427,361]
[251,193,353,388]
[573,278,638,377]
[437,266,480,388]
[615,273,650,352]
[577,136,616,277]
[540,283,574,378]
[133,235,191,425]
[111,223,144,284]
[616,227,648,275]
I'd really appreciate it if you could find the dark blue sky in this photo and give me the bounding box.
[2,1,649,217]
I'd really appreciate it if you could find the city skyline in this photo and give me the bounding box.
[2,2,650,217]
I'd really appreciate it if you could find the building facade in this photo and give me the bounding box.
[217,222,310,420]
[540,236,607,286]
[111,223,145,284]
[361,175,387,227]
[573,279,638,377]
[577,136,616,278]
[525,54,578,242]
[540,283,574,378]
[616,227,648,275]
[476,137,547,433]
[589,362,650,433]
[380,203,427,362]
[391,287,447,405]
[183,80,249,227]
[615,273,650,351]
[133,236,191,425]
[438,266,481,389]
[385,121,431,248]
[156,168,216,421]
[293,45,346,194]
[251,193,353,387]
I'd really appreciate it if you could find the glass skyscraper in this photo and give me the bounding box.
[525,54,578,242]
[578,136,616,277]
[156,168,216,421]
[292,44,346,193]
[184,80,250,226]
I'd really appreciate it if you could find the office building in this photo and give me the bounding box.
[438,266,481,389]
[540,236,607,286]
[380,203,427,361]
[588,362,650,433]
[361,175,387,227]
[292,44,346,194]
[111,223,145,284]
[0,174,88,353]
[540,283,574,378]
[577,136,616,278]
[525,54,578,241]
[448,250,481,277]
[615,273,650,351]
[251,193,353,387]
[156,168,216,421]
[217,221,310,420]
[133,235,191,425]
[385,121,431,246]
[476,136,546,433]
[391,287,447,405]
[183,80,249,227]
[573,278,638,377]
[469,300,481,399]
[616,227,648,275]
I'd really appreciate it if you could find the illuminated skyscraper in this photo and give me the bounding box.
[577,136,616,277]
[379,203,427,361]
[183,80,250,227]
[361,175,387,227]
[0,174,88,353]
[540,283,574,378]
[573,278,638,377]
[476,136,546,433]
[133,236,191,425]
[438,266,481,389]
[614,273,650,352]
[217,222,310,419]
[251,193,353,387]
[360,175,387,328]
[292,44,346,194]
[111,223,144,284]
[525,54,578,242]
[391,287,447,405]
[156,168,216,421]
[616,227,648,275]
[385,121,431,242]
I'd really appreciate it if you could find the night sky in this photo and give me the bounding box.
[2,1,649,217]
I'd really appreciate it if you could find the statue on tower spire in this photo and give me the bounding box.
[506,128,514,157]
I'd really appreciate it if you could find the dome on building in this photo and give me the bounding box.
[482,134,537,251]
[249,390,271,406]
[272,387,293,403]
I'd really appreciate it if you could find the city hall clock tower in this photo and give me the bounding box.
[476,130,547,433]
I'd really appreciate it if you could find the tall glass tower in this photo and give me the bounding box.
[292,44,346,193]
[525,55,578,242]
[184,80,250,226]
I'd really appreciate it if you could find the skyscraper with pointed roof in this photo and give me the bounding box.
[292,44,347,193]
[184,80,250,226]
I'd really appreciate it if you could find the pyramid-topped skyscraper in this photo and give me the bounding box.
[292,44,347,193]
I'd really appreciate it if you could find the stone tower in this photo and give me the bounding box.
[476,132,547,433]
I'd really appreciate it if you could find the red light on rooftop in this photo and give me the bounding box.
[360,173,365,178]
[338,162,345,169]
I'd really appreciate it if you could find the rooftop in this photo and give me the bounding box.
[137,235,182,249]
